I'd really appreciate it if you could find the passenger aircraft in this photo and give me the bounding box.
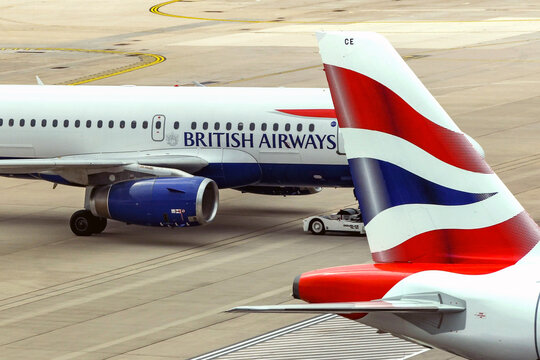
[0,85,350,235]
[0,73,484,237]
[230,32,540,359]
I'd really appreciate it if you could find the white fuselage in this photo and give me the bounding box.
[361,252,540,360]
[0,85,351,188]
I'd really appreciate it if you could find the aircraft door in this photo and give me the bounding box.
[152,115,166,141]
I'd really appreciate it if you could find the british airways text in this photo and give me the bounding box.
[184,132,337,150]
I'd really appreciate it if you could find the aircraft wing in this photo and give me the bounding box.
[0,151,210,185]
[0,154,208,173]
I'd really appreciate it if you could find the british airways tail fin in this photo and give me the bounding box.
[317,32,539,264]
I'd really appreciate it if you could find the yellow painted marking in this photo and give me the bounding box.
[1,47,165,85]
[150,0,540,24]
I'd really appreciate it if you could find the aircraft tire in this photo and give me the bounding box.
[93,217,108,234]
[309,219,325,235]
[70,210,96,236]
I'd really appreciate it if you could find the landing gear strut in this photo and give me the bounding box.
[70,210,108,236]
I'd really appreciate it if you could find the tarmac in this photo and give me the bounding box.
[0,1,539,359]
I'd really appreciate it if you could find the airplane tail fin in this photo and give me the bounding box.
[317,32,539,264]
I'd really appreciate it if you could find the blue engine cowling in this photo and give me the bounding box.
[88,177,219,227]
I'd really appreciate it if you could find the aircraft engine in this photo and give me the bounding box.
[88,177,219,227]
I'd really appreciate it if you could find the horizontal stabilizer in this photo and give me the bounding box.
[229,293,465,314]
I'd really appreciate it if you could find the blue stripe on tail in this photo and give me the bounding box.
[348,158,495,224]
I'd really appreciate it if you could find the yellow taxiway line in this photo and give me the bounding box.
[150,0,540,24]
[150,0,356,24]
[0,47,165,85]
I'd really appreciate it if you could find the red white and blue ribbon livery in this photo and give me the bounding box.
[321,32,538,265]
[231,32,540,360]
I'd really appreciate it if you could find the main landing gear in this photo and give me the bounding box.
[70,210,108,236]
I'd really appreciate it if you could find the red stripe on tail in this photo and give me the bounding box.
[372,212,540,264]
[324,64,492,174]
[296,262,507,319]
[277,109,336,118]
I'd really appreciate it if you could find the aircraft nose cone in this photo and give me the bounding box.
[293,274,301,299]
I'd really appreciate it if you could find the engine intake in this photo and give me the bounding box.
[88,177,219,227]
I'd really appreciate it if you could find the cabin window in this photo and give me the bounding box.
[8,119,14,127]
[142,121,148,129]
[20,119,25,127]
[97,120,103,128]
[0,119,3,126]
[63,120,69,128]
[75,120,80,128]
[297,124,302,132]
[131,121,137,129]
[86,120,92,128]
[30,119,36,127]
[41,119,47,127]
[273,123,279,131]
[309,124,315,132]
[52,120,58,127]
[174,121,179,130]
[108,120,114,128]
[202,122,208,130]
[191,122,196,130]
[214,122,220,130]
[285,123,291,132]
[120,120,125,129]
[238,122,244,131]
[261,123,267,131]
[226,122,232,131]
[249,123,255,131]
